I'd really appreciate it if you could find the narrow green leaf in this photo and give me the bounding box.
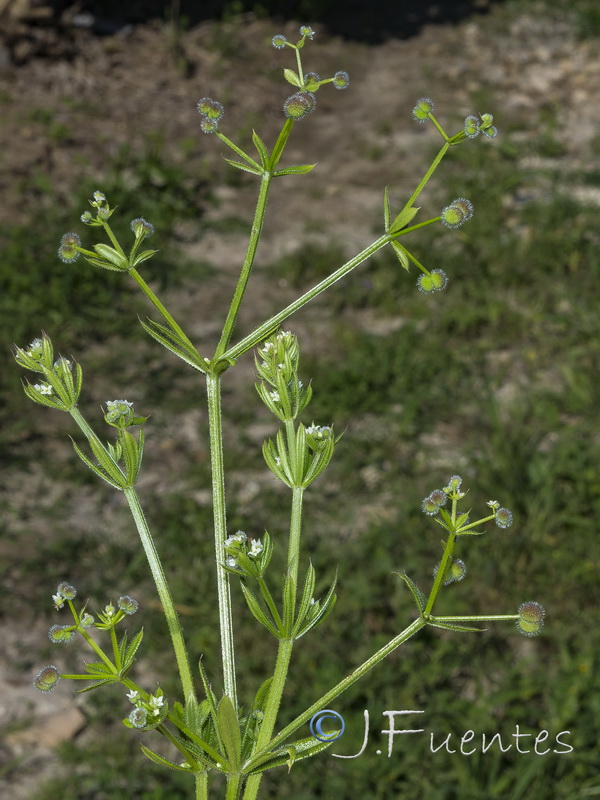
[84,256,125,272]
[217,695,241,770]
[252,130,270,169]
[139,318,207,374]
[390,240,410,271]
[252,677,273,715]
[396,572,426,613]
[119,430,140,486]
[124,628,144,666]
[427,620,485,633]
[383,186,391,231]
[283,68,302,87]
[389,205,419,234]
[273,164,316,177]
[132,249,158,267]
[117,631,128,669]
[83,661,114,676]
[292,563,316,634]
[246,734,336,775]
[141,745,196,773]
[295,570,337,638]
[240,583,279,637]
[93,243,129,268]
[71,440,124,489]
[222,157,262,176]
[87,436,126,483]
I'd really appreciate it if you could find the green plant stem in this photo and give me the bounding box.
[226,774,243,800]
[244,617,425,792]
[215,171,273,358]
[222,233,391,362]
[123,486,196,703]
[195,772,208,800]
[434,614,520,623]
[404,141,450,209]
[287,484,304,582]
[206,372,237,705]
[78,628,118,673]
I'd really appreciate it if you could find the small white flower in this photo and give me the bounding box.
[248,539,263,557]
[52,593,64,609]
[34,383,53,395]
[226,556,238,568]
[486,500,499,509]
[269,390,280,402]
[149,695,164,715]
[126,689,139,703]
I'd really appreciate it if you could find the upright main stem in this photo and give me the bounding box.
[206,372,237,705]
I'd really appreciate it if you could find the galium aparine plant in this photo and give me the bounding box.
[15,26,543,800]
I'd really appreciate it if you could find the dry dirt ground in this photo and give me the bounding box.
[1,2,599,797]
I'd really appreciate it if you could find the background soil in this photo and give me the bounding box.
[1,1,599,797]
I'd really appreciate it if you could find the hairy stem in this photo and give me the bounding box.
[215,171,273,358]
[123,487,195,702]
[206,372,237,704]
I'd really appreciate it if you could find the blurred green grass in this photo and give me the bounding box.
[4,3,600,799]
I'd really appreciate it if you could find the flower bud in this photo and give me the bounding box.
[118,595,139,615]
[412,97,434,123]
[445,475,462,492]
[56,581,77,600]
[200,118,219,134]
[33,665,61,692]
[464,115,479,138]
[416,269,448,294]
[283,91,316,120]
[58,232,82,263]
[130,218,154,238]
[495,507,513,528]
[516,601,545,637]
[332,70,350,90]
[104,399,134,427]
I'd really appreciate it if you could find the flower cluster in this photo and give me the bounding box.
[255,330,312,422]
[224,531,263,569]
[273,26,349,121]
[125,688,166,729]
[464,112,498,139]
